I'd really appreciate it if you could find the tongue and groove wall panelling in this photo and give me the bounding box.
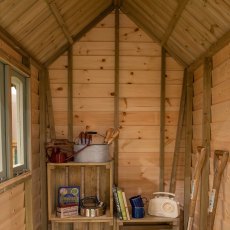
[49,54,68,139]
[118,12,161,200]
[192,65,204,230]
[48,12,116,141]
[211,42,230,230]
[164,57,184,205]
[0,183,26,230]
[72,12,115,230]
[47,10,184,210]
[118,12,184,201]
[72,12,115,144]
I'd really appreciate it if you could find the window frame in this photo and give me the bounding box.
[1,64,30,179]
[0,62,6,179]
[11,71,28,172]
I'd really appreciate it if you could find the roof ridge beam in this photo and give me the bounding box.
[161,0,190,46]
[45,0,73,44]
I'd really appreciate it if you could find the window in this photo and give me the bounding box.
[11,75,26,169]
[0,63,29,180]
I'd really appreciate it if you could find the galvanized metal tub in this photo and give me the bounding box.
[74,144,110,163]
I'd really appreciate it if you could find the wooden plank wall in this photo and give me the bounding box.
[211,42,230,230]
[192,43,230,230]
[0,38,42,230]
[48,11,184,208]
[0,183,26,230]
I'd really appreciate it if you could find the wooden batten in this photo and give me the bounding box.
[46,69,56,140]
[169,70,186,193]
[68,47,73,141]
[200,57,212,230]
[114,7,119,185]
[159,47,166,191]
[184,70,193,228]
[39,70,48,230]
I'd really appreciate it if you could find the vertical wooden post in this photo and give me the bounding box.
[169,71,186,193]
[200,57,212,230]
[39,69,48,230]
[160,48,166,192]
[68,46,73,141]
[114,6,119,186]
[184,70,193,228]
[45,69,56,140]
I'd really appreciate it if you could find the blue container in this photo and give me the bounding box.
[129,195,144,207]
[132,206,145,218]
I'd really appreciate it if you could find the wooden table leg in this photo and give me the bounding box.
[51,222,58,230]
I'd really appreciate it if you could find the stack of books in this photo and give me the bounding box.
[57,186,80,218]
[113,186,130,220]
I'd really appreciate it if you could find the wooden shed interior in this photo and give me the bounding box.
[0,0,230,230]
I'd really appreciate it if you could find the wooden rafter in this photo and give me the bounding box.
[189,29,230,71]
[45,0,73,44]
[44,4,114,67]
[161,0,190,46]
[0,26,43,69]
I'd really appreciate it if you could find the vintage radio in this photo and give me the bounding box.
[148,192,179,218]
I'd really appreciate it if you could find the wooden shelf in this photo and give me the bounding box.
[117,215,179,224]
[116,215,180,230]
[50,214,113,223]
[48,161,112,167]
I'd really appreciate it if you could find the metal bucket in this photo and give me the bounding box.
[74,144,110,163]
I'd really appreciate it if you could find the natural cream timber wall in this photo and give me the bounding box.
[211,43,230,230]
[49,12,184,204]
[192,42,230,230]
[0,38,42,230]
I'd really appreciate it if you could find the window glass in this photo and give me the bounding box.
[11,77,25,168]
